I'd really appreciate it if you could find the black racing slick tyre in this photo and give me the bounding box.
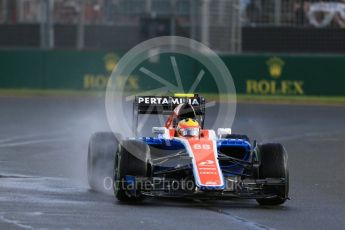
[256,143,289,206]
[113,140,150,202]
[87,132,120,193]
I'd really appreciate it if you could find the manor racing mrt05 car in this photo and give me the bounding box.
[87,94,289,205]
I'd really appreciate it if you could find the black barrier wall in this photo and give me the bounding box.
[0,24,344,54]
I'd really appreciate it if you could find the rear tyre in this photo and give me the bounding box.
[114,140,150,202]
[87,132,120,193]
[256,143,289,206]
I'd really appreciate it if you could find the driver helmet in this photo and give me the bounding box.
[177,118,200,137]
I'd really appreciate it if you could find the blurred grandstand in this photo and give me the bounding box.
[0,0,344,53]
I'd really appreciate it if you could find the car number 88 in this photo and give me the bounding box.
[193,144,211,150]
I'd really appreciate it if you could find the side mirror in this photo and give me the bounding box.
[217,128,232,139]
[152,127,169,137]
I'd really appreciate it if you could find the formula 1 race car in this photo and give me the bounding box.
[87,94,289,205]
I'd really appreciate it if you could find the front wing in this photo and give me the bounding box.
[121,175,287,200]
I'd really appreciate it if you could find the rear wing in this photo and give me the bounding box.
[133,94,206,134]
[134,95,205,115]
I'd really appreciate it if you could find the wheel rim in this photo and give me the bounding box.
[113,152,121,195]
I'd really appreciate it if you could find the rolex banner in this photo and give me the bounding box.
[0,50,344,97]
[223,55,345,97]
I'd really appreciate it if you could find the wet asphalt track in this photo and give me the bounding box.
[1,95,345,230]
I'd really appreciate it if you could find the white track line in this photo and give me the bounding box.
[195,200,274,230]
[270,131,345,142]
[0,213,34,230]
[0,131,68,144]
[0,138,67,148]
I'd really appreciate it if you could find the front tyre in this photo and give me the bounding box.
[256,143,289,206]
[114,140,150,202]
[87,132,120,193]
